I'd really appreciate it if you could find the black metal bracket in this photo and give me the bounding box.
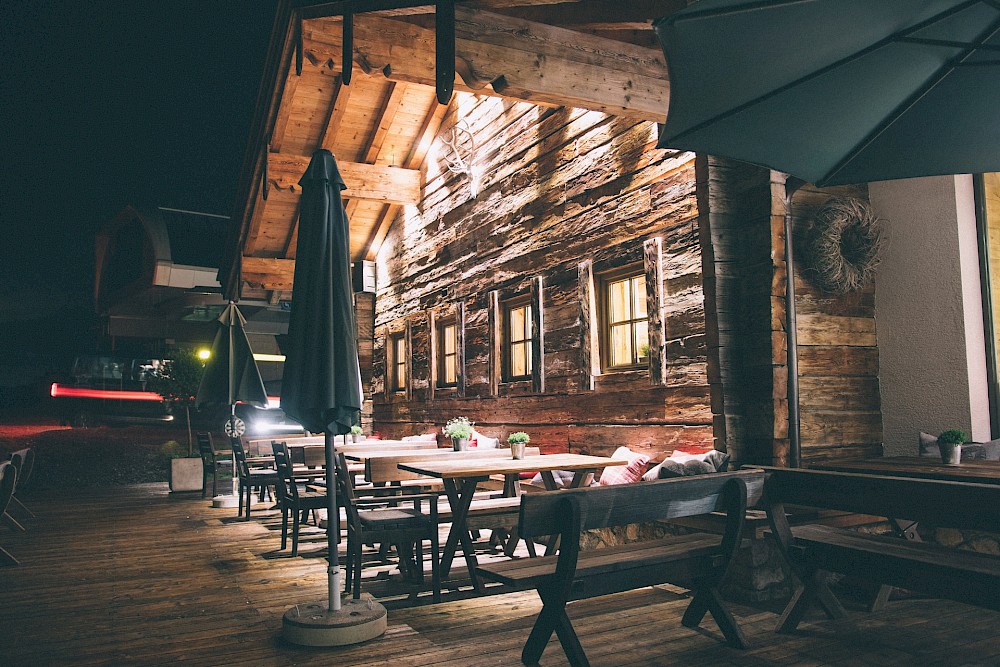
[343,2,354,84]
[435,0,455,104]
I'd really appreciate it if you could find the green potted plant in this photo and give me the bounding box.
[150,348,207,492]
[445,417,474,451]
[937,429,967,465]
[350,425,364,443]
[507,431,530,459]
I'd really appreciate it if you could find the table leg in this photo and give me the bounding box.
[439,477,485,592]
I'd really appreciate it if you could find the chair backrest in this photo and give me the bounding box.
[197,433,216,466]
[9,449,33,491]
[230,438,251,480]
[334,452,362,527]
[0,462,16,515]
[272,446,298,502]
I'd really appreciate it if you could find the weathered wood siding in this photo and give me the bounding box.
[789,182,883,463]
[698,157,882,465]
[697,157,776,464]
[371,94,712,458]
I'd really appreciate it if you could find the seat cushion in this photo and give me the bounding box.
[359,508,431,530]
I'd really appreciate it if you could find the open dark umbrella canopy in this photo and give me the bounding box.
[195,302,267,412]
[656,0,1000,186]
[280,149,363,436]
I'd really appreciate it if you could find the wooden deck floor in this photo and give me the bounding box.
[2,484,999,666]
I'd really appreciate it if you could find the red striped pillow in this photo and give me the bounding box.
[598,446,650,485]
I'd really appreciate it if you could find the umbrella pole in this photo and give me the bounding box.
[784,177,805,468]
[325,430,341,612]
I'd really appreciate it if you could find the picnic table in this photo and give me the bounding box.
[398,454,625,591]
[811,456,1000,484]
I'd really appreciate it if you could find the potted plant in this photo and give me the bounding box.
[445,417,474,451]
[937,429,966,465]
[350,425,364,443]
[150,348,207,492]
[507,431,530,459]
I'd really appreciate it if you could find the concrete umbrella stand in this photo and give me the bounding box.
[279,148,386,646]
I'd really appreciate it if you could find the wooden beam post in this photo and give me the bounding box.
[644,236,668,386]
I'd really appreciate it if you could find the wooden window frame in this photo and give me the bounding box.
[598,264,650,373]
[502,294,533,383]
[388,330,408,394]
[436,315,459,388]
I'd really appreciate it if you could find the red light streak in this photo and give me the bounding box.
[50,383,164,402]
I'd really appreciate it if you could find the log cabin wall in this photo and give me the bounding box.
[370,94,712,459]
[698,161,883,465]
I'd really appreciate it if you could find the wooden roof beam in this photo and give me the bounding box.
[487,0,687,31]
[305,6,668,122]
[267,153,422,205]
[242,257,296,292]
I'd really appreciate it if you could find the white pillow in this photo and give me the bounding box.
[470,429,498,449]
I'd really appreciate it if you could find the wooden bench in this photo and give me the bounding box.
[477,469,765,666]
[757,466,1000,633]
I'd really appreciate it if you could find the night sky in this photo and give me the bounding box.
[0,1,277,387]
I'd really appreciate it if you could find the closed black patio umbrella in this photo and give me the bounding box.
[195,301,268,438]
[655,0,1000,465]
[279,149,383,646]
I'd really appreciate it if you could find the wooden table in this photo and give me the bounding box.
[398,454,625,590]
[811,456,1000,485]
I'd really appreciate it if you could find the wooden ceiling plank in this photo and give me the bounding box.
[305,8,669,122]
[269,50,303,153]
[363,95,451,259]
[267,153,422,205]
[282,202,301,259]
[319,75,354,151]
[365,82,410,164]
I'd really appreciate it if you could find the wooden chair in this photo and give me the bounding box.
[197,432,232,498]
[230,438,278,520]
[272,443,330,556]
[8,449,36,521]
[335,452,441,602]
[0,462,19,565]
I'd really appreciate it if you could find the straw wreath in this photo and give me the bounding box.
[803,197,883,294]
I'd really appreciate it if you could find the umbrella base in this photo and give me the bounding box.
[211,495,238,508]
[282,598,387,647]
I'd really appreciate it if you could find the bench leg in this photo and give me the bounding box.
[2,511,25,532]
[777,569,847,633]
[523,585,589,667]
[870,584,893,613]
[0,545,18,566]
[683,587,749,649]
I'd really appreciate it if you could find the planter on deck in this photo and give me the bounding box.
[169,457,203,493]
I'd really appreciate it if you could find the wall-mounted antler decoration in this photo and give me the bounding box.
[443,120,482,198]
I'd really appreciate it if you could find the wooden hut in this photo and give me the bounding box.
[222,1,891,466]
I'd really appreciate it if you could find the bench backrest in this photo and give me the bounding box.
[367,447,541,483]
[758,466,1000,533]
[517,469,765,539]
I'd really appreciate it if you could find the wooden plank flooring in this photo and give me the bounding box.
[2,484,1000,666]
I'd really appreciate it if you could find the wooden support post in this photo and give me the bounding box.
[488,290,500,397]
[531,275,545,394]
[578,260,598,391]
[644,236,667,386]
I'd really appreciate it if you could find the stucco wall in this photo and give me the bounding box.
[870,175,989,455]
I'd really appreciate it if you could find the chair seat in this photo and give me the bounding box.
[359,508,433,530]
